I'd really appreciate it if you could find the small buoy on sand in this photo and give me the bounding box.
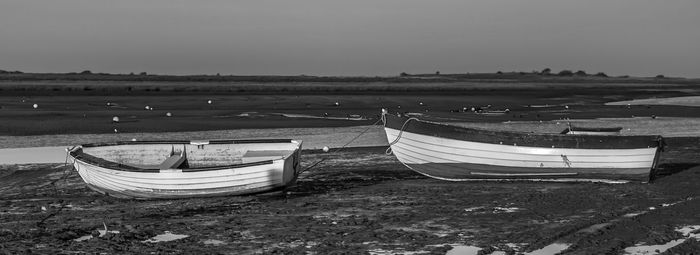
[166,112,172,117]
[322,146,329,152]
[145,105,150,110]
[131,138,137,141]
[564,105,569,109]
[419,102,424,106]
[114,128,118,133]
[207,100,212,104]
[32,104,38,109]
[334,101,340,106]
[112,116,119,122]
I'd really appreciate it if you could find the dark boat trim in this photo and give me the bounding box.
[403,163,650,181]
[384,114,664,150]
[70,139,299,172]
[80,139,293,148]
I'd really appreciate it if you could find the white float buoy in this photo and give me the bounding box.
[112,116,120,122]
[114,128,118,133]
[166,112,172,117]
[334,101,340,106]
[131,138,137,141]
[322,146,329,152]
[32,104,38,109]
[145,105,150,110]
[207,100,212,104]
[564,105,569,109]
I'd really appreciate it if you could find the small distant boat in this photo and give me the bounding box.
[68,139,302,199]
[560,125,622,135]
[382,112,664,181]
[474,110,510,116]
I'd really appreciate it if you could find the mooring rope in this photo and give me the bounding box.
[298,118,383,175]
[35,147,77,228]
[384,117,418,155]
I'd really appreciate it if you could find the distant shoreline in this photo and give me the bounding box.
[1,71,697,96]
[1,71,696,83]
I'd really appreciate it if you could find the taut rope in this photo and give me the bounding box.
[298,118,383,175]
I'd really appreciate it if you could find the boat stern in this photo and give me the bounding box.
[282,140,303,185]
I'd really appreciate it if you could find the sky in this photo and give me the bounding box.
[1,0,699,77]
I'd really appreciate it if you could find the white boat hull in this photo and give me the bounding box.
[382,114,662,181]
[70,140,302,199]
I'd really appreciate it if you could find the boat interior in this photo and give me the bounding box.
[76,141,300,170]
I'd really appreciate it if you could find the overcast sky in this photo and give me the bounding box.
[1,0,699,77]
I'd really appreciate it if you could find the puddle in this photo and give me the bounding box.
[463,206,520,214]
[445,245,482,255]
[0,146,69,164]
[73,229,120,242]
[624,240,687,254]
[493,207,520,213]
[142,231,189,243]
[367,248,425,255]
[202,239,226,245]
[524,243,571,255]
[279,113,366,121]
[506,243,527,249]
[464,206,485,212]
[623,225,700,254]
[578,223,612,233]
[624,212,645,218]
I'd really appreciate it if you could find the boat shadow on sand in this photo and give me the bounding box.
[652,163,700,181]
[651,137,700,181]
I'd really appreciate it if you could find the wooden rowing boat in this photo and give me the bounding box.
[68,139,302,199]
[382,113,664,181]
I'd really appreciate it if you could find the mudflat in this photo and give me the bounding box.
[2,74,700,254]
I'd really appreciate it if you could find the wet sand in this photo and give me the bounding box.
[2,79,700,254]
[1,144,700,254]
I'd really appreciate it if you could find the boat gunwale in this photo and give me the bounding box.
[79,139,295,148]
[70,139,300,173]
[383,113,664,150]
